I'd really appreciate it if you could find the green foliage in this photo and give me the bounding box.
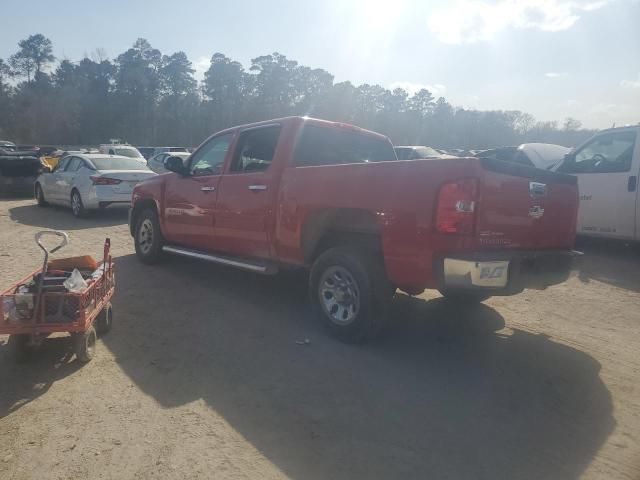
[1,34,596,149]
[9,34,55,82]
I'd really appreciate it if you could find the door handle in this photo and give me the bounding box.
[248,185,267,191]
[200,186,215,192]
[628,176,637,192]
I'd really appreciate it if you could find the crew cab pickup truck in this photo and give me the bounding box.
[129,117,580,342]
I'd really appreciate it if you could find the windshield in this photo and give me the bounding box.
[113,148,143,159]
[91,157,150,170]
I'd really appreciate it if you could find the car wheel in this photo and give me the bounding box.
[309,247,393,343]
[134,208,164,264]
[71,190,87,218]
[35,183,48,207]
[73,326,96,363]
[438,289,492,304]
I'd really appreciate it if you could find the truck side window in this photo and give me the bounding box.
[294,124,397,166]
[561,131,637,174]
[230,126,282,173]
[395,148,411,160]
[189,133,234,176]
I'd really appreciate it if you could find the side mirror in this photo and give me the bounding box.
[557,153,574,172]
[164,156,188,175]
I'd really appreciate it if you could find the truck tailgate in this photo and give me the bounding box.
[476,158,578,250]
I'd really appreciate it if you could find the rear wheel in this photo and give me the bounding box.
[74,326,96,362]
[71,190,87,218]
[95,302,113,335]
[35,183,48,207]
[309,247,393,343]
[438,289,492,304]
[134,208,164,264]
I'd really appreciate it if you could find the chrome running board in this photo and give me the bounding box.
[162,246,276,274]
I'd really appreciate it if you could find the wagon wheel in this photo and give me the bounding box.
[95,302,113,336]
[8,334,34,363]
[73,326,97,363]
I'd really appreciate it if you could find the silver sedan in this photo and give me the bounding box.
[147,151,190,174]
[35,153,157,217]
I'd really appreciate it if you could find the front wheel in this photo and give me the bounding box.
[438,289,492,304]
[73,326,96,362]
[8,334,34,363]
[134,208,164,264]
[309,247,393,343]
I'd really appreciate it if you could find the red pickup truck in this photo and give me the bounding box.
[129,117,579,342]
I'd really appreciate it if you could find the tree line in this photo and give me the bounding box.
[0,34,595,149]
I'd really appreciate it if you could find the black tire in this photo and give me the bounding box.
[71,189,87,218]
[95,302,113,336]
[309,247,393,343]
[7,334,34,363]
[134,207,164,264]
[74,326,96,363]
[438,289,492,304]
[35,183,48,207]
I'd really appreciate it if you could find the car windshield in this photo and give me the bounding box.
[91,157,149,170]
[113,148,142,158]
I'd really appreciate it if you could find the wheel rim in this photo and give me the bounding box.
[318,265,361,325]
[36,186,42,202]
[71,193,81,215]
[138,219,154,255]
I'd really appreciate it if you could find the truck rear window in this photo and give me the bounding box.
[294,124,397,167]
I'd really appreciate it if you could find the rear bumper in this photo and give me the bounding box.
[84,186,133,209]
[435,249,582,296]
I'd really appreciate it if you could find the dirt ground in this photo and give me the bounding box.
[0,197,639,480]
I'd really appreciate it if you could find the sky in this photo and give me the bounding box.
[1,0,638,129]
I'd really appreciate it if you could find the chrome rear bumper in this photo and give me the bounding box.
[438,250,582,295]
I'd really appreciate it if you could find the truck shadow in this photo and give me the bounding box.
[98,254,614,480]
[575,237,640,292]
[9,204,128,230]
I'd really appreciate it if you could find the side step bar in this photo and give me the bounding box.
[162,246,277,274]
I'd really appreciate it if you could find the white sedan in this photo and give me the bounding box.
[35,154,157,217]
[147,151,190,174]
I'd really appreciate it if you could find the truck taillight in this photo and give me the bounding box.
[435,178,479,235]
[90,176,121,185]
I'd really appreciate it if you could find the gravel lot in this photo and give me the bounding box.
[0,198,639,480]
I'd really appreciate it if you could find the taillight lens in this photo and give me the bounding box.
[435,178,478,234]
[90,176,122,185]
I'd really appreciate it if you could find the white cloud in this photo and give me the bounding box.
[428,0,610,44]
[193,56,210,80]
[621,73,640,88]
[545,72,568,77]
[389,81,446,96]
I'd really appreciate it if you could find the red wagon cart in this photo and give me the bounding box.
[0,230,115,362]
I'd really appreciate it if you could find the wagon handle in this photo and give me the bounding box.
[32,230,69,324]
[35,230,69,254]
